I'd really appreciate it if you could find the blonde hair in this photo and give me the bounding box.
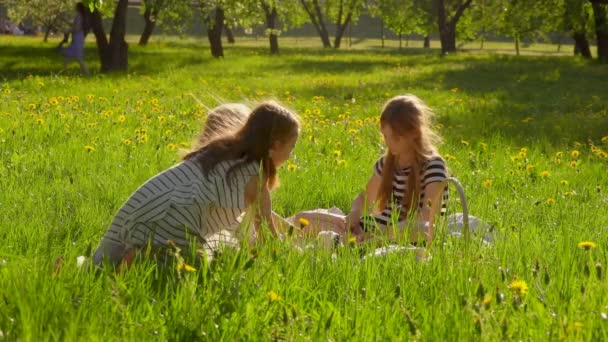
[179,103,250,159]
[376,94,442,214]
[184,101,300,191]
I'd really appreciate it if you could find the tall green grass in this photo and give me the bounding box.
[1,36,607,340]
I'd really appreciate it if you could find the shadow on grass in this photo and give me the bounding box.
[396,55,608,144]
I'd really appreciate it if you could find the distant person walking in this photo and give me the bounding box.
[59,2,89,76]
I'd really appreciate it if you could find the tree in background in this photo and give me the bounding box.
[249,0,307,54]
[436,0,474,54]
[82,0,129,72]
[6,0,76,42]
[590,0,608,61]
[368,0,426,49]
[139,0,194,46]
[492,0,562,56]
[299,0,365,48]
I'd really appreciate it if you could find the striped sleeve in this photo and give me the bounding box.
[373,156,385,177]
[421,157,447,188]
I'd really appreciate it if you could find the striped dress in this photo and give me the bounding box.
[93,157,260,265]
[360,156,449,231]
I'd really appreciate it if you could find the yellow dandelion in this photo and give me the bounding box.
[268,290,282,302]
[355,119,363,126]
[28,104,37,110]
[560,180,569,186]
[518,151,527,159]
[167,143,177,151]
[87,122,97,127]
[577,241,597,250]
[571,150,580,159]
[298,218,310,227]
[177,262,196,272]
[525,164,535,173]
[461,140,470,146]
[570,160,578,168]
[158,116,166,124]
[480,293,492,308]
[348,236,357,244]
[333,150,342,158]
[164,129,173,137]
[483,179,492,189]
[338,114,347,120]
[546,198,556,205]
[286,163,297,171]
[122,139,132,146]
[508,279,529,296]
[86,94,95,101]
[3,88,11,94]
[520,147,528,154]
[337,159,347,166]
[555,151,563,158]
[540,171,551,178]
[445,154,457,161]
[150,98,159,106]
[599,151,608,159]
[510,155,520,162]
[480,142,488,151]
[84,145,96,152]
[348,129,358,134]
[601,136,608,144]
[48,97,59,106]
[36,118,45,125]
[313,108,321,115]
[118,115,126,123]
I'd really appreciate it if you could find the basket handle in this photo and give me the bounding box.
[440,177,469,239]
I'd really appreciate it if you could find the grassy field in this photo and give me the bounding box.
[1,35,608,340]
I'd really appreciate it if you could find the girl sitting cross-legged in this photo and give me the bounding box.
[92,101,300,267]
[294,94,448,248]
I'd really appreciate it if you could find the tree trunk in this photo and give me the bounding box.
[262,3,279,54]
[334,12,352,49]
[43,26,51,42]
[107,0,129,71]
[381,19,385,48]
[87,7,110,70]
[225,27,235,44]
[572,32,592,58]
[437,0,473,54]
[207,7,225,58]
[515,35,520,56]
[591,2,608,62]
[300,0,331,48]
[139,7,157,46]
[424,35,430,48]
[399,33,402,49]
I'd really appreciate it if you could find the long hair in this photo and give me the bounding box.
[184,101,299,191]
[186,103,250,155]
[376,94,442,214]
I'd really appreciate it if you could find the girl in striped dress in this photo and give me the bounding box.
[295,94,448,247]
[92,101,299,267]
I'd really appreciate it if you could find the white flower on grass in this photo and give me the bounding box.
[76,256,86,268]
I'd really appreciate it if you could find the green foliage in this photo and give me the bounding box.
[5,0,77,35]
[141,0,194,35]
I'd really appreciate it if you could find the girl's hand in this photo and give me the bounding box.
[345,211,363,236]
